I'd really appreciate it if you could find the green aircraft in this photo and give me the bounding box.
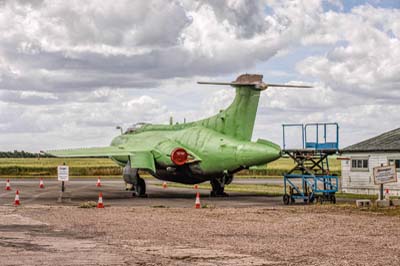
[48,74,311,196]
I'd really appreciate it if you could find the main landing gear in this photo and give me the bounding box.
[210,174,232,197]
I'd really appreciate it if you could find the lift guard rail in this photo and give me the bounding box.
[282,123,339,151]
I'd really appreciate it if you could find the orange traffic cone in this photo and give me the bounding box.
[162,182,167,189]
[96,177,102,187]
[97,192,104,208]
[194,184,199,190]
[39,178,45,189]
[5,179,11,191]
[14,190,20,206]
[195,192,201,209]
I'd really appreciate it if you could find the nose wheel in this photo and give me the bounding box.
[133,176,147,197]
[123,162,147,198]
[124,175,147,197]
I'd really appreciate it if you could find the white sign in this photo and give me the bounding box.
[373,165,397,185]
[58,165,69,181]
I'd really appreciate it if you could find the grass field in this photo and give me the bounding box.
[0,157,341,178]
[247,156,341,176]
[0,158,120,177]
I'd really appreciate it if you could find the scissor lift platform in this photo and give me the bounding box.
[282,123,340,204]
[283,174,338,204]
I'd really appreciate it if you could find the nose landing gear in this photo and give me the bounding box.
[134,176,147,197]
[123,162,147,197]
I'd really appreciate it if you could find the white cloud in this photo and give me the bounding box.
[298,5,400,98]
[0,0,399,151]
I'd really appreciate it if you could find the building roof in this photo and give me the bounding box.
[343,128,400,153]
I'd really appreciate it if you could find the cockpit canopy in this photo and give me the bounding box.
[125,122,151,134]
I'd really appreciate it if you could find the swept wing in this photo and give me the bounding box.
[46,147,156,172]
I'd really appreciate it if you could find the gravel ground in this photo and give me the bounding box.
[1,205,400,266]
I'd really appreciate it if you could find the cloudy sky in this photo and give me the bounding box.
[0,0,399,152]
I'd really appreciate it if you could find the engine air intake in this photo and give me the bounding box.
[171,148,188,166]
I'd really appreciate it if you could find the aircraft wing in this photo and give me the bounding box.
[46,147,156,172]
[46,146,131,158]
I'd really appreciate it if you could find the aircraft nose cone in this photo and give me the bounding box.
[236,141,281,166]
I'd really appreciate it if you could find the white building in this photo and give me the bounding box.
[341,128,400,195]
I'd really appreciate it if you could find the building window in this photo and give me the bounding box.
[388,159,400,171]
[351,158,369,171]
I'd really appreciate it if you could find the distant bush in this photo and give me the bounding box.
[0,150,53,158]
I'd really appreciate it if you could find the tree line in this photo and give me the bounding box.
[0,150,53,158]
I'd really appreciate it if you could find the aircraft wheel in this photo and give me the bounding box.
[210,178,229,197]
[135,177,147,197]
[210,191,229,197]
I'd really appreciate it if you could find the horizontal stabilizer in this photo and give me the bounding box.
[263,84,312,88]
[198,74,312,90]
[197,81,256,86]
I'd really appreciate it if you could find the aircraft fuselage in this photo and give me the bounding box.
[110,125,281,184]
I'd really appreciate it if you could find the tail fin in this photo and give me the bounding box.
[196,74,263,141]
[195,74,312,141]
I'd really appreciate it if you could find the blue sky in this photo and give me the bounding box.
[341,0,400,11]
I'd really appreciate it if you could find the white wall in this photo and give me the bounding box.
[341,152,400,196]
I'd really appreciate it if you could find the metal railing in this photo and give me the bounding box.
[282,123,339,150]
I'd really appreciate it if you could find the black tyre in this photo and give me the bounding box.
[318,196,324,204]
[283,194,291,205]
[210,190,228,197]
[330,195,336,204]
[309,195,315,204]
[135,177,147,197]
[210,178,227,197]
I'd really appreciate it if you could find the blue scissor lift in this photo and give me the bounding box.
[282,123,339,205]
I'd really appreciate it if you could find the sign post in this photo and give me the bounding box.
[57,163,70,202]
[373,165,397,200]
